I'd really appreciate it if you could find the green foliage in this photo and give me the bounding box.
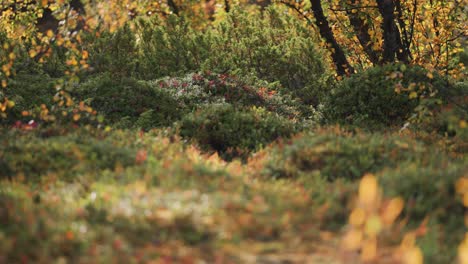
[203,7,328,104]
[378,162,467,263]
[379,162,466,224]
[75,74,184,128]
[1,4,467,263]
[0,129,136,181]
[261,129,457,181]
[180,104,298,160]
[0,73,56,121]
[150,71,308,118]
[324,63,448,128]
[83,24,138,77]
[74,72,310,130]
[134,7,329,105]
[136,15,211,79]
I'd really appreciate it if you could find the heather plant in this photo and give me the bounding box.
[149,72,308,118]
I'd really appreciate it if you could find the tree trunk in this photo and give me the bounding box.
[376,0,409,63]
[224,0,230,12]
[346,0,380,65]
[167,0,180,15]
[310,0,354,75]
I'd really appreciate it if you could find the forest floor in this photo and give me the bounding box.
[2,125,465,263]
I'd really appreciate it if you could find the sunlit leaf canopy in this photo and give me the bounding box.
[280,0,467,76]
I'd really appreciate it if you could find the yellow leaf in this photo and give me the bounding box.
[400,232,416,249]
[6,100,15,108]
[381,197,404,225]
[73,114,81,121]
[46,30,54,38]
[456,178,468,195]
[66,58,78,66]
[364,215,382,237]
[1,64,9,73]
[426,72,434,79]
[459,233,468,264]
[359,174,379,207]
[409,91,418,99]
[361,238,377,262]
[342,229,363,250]
[349,208,366,227]
[460,120,467,129]
[463,192,468,207]
[29,50,37,58]
[1,80,6,88]
[403,246,423,264]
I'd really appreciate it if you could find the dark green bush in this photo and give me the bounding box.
[82,24,138,78]
[179,104,298,160]
[0,129,136,181]
[75,74,184,128]
[135,7,328,105]
[0,73,56,123]
[262,130,455,181]
[74,72,311,130]
[202,7,328,105]
[136,15,211,79]
[324,63,448,128]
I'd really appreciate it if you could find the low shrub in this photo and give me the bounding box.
[75,74,184,128]
[82,24,138,78]
[179,104,298,160]
[323,63,448,128]
[0,129,137,181]
[150,71,308,118]
[414,80,468,142]
[261,129,457,181]
[378,162,467,263]
[0,73,56,122]
[379,162,466,224]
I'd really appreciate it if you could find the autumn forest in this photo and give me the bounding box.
[0,0,467,263]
